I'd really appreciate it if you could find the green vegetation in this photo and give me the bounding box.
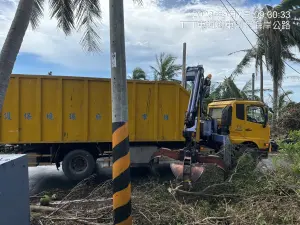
[40,195,51,206]
[129,67,147,80]
[150,53,182,81]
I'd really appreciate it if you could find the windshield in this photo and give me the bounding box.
[247,105,265,124]
[209,107,224,119]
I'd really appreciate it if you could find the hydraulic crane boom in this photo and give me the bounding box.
[183,65,211,142]
[151,65,228,191]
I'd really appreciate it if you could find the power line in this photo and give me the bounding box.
[220,0,296,103]
[219,0,255,50]
[223,0,300,76]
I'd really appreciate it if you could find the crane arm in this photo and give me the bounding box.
[183,65,212,143]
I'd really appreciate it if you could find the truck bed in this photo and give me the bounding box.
[0,74,189,144]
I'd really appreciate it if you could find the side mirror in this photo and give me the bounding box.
[221,105,232,126]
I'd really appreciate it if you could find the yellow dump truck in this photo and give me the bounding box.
[0,74,189,180]
[0,74,270,181]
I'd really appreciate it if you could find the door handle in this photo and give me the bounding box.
[245,128,252,131]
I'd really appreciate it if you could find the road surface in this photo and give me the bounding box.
[28,163,113,195]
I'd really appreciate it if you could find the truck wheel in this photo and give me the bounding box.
[62,150,96,181]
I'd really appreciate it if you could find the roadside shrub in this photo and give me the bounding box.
[276,103,300,137]
[277,130,300,174]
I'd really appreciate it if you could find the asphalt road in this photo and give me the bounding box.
[28,163,114,195]
[28,163,169,195]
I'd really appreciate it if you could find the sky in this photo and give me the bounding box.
[0,0,299,106]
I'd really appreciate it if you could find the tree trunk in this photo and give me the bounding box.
[260,58,264,102]
[0,0,34,112]
[272,80,279,123]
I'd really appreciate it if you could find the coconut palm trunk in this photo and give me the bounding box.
[272,77,279,123]
[259,56,264,102]
[0,0,34,112]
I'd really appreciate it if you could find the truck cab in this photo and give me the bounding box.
[208,99,270,151]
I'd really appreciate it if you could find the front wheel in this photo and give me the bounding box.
[62,149,96,181]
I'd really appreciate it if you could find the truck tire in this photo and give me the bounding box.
[62,149,96,181]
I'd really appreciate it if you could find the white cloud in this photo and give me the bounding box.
[0,0,300,101]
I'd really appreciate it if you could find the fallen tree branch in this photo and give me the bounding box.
[41,216,108,225]
[168,183,240,198]
[138,209,153,224]
[202,216,231,221]
[50,198,112,205]
[87,205,112,213]
[30,205,57,213]
[173,188,241,198]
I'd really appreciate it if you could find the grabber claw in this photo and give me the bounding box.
[170,162,205,182]
[151,147,227,190]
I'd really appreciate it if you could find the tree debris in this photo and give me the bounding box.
[30,153,300,225]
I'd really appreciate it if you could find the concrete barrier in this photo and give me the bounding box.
[0,154,30,225]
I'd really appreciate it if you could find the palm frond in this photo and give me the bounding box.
[151,53,181,81]
[276,0,300,11]
[30,0,45,29]
[224,78,243,99]
[290,8,300,18]
[282,51,300,63]
[228,49,250,56]
[49,0,75,35]
[253,95,261,101]
[243,88,271,94]
[278,90,293,110]
[241,79,252,92]
[74,0,102,52]
[281,22,300,51]
[231,48,256,77]
[150,65,160,81]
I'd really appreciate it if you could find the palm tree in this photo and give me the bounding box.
[130,67,147,80]
[0,0,142,113]
[259,1,300,121]
[150,53,182,81]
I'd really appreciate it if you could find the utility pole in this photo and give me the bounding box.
[182,42,187,89]
[252,73,255,100]
[109,1,132,225]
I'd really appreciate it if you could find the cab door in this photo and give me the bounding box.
[229,103,245,143]
[244,104,269,149]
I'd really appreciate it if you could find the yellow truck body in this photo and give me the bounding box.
[0,74,189,144]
